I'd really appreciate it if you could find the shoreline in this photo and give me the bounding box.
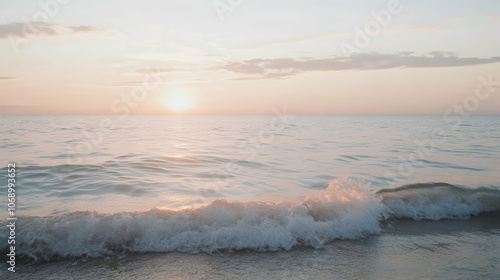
[6,213,499,280]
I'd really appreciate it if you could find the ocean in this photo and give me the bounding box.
[1,115,499,279]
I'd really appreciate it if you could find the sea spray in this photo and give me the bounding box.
[1,180,499,262]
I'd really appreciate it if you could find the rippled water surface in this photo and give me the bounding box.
[1,115,498,215]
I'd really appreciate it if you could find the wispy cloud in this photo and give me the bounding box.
[214,52,500,80]
[66,25,109,35]
[445,17,461,21]
[0,22,58,39]
[0,77,16,80]
[0,22,110,40]
[485,15,499,21]
[129,52,500,81]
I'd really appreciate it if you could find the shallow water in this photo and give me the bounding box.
[6,214,500,280]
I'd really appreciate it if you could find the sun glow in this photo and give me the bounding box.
[165,93,192,112]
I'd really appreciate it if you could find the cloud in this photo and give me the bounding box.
[445,17,461,21]
[0,22,110,40]
[0,22,58,39]
[485,15,499,21]
[0,77,16,80]
[67,25,110,35]
[229,71,299,80]
[215,52,500,80]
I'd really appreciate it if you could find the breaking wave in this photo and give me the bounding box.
[1,181,499,261]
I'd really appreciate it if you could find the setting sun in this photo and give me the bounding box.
[165,93,192,112]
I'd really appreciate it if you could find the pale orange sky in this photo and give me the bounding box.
[1,0,500,115]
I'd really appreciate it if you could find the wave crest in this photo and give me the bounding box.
[378,182,500,220]
[2,180,383,261]
[1,180,498,261]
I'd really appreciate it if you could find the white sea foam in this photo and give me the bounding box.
[1,181,499,261]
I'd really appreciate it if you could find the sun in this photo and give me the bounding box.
[165,93,192,112]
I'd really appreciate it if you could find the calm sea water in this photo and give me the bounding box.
[1,115,499,279]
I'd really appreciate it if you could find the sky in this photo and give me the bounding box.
[0,0,499,115]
